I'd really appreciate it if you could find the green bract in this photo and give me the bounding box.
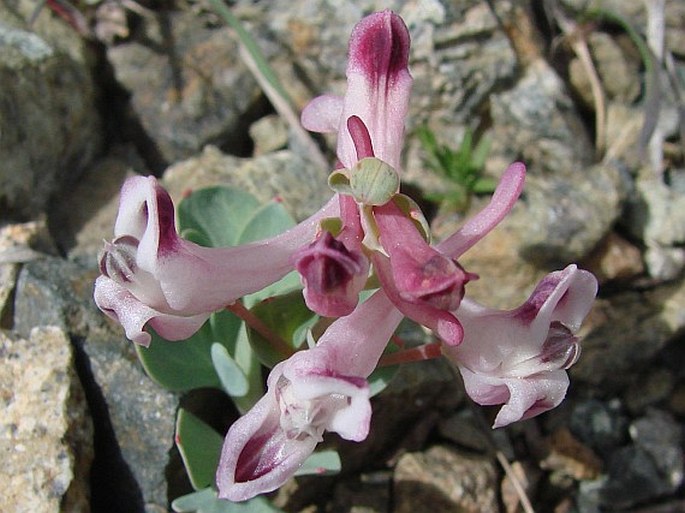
[328,157,400,206]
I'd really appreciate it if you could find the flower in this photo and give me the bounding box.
[443,265,598,428]
[293,229,369,317]
[216,290,403,501]
[94,175,338,346]
[301,9,412,171]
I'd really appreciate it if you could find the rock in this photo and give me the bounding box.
[668,381,685,417]
[569,399,630,459]
[0,220,55,327]
[629,409,684,494]
[393,445,499,513]
[13,257,179,513]
[594,409,683,509]
[568,32,641,108]
[437,409,492,453]
[539,428,603,481]
[624,176,685,280]
[107,9,261,164]
[327,473,390,513]
[48,145,143,258]
[489,58,592,178]
[582,231,645,284]
[162,145,331,221]
[601,446,674,509]
[0,8,102,218]
[0,326,92,513]
[249,114,289,155]
[624,368,675,414]
[572,275,685,393]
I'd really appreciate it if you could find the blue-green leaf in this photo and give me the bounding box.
[136,309,242,392]
[175,409,224,491]
[294,450,341,476]
[211,343,249,397]
[172,488,285,513]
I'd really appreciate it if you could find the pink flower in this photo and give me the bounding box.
[216,291,403,501]
[94,175,338,346]
[443,265,598,428]
[293,229,368,317]
[301,9,412,171]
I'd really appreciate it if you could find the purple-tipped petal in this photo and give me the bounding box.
[444,265,598,427]
[96,175,340,344]
[459,366,570,428]
[216,387,317,502]
[337,10,412,170]
[438,162,526,258]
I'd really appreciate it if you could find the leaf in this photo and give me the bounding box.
[211,343,249,397]
[178,187,261,247]
[136,309,242,392]
[172,487,285,513]
[175,409,224,491]
[294,450,342,476]
[246,290,319,368]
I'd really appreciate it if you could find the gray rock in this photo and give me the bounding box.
[624,177,685,280]
[107,9,261,164]
[629,409,684,494]
[573,276,685,393]
[0,220,54,326]
[48,145,143,259]
[624,368,676,414]
[601,445,675,509]
[569,399,629,459]
[0,10,102,218]
[0,326,92,513]
[437,409,492,453]
[489,58,593,177]
[249,114,289,156]
[13,257,178,513]
[394,445,499,513]
[327,473,390,513]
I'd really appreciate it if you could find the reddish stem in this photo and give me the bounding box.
[378,342,443,367]
[226,302,294,360]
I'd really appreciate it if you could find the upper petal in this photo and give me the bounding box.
[337,10,412,170]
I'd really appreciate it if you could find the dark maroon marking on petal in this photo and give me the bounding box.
[154,185,179,252]
[350,11,410,88]
[234,430,281,483]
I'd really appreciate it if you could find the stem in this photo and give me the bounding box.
[226,302,294,360]
[378,342,442,367]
